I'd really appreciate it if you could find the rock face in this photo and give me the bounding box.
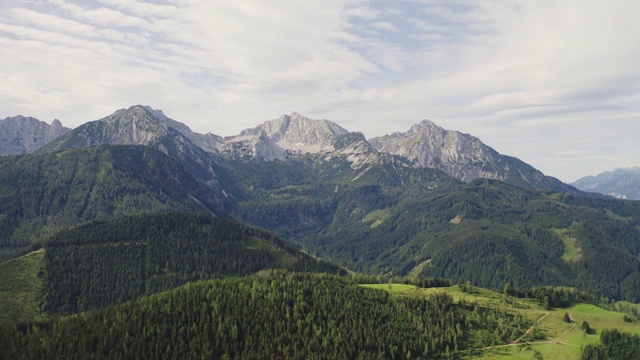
[27,105,569,191]
[369,119,566,190]
[39,105,224,190]
[136,107,223,153]
[219,112,349,160]
[40,105,221,151]
[0,116,70,155]
[573,167,640,200]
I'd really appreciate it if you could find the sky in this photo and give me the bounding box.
[1,0,639,183]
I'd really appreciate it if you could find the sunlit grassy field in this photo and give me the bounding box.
[389,284,640,360]
[359,283,417,292]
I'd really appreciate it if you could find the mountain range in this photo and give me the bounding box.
[2,105,640,304]
[3,105,569,191]
[573,167,640,200]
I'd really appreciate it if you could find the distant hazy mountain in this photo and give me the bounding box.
[0,116,70,155]
[369,119,567,191]
[573,167,640,200]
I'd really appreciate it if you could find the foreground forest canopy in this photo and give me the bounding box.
[43,213,344,315]
[1,271,531,360]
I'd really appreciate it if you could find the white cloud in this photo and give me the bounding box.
[0,0,639,182]
[371,21,398,32]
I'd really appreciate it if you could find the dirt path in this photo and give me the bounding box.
[561,314,577,334]
[460,311,584,355]
[512,311,549,344]
[473,340,581,352]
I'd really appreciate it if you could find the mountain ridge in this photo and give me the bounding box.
[0,116,70,155]
[6,105,568,192]
[369,119,567,191]
[573,167,640,200]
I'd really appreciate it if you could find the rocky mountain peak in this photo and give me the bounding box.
[98,105,222,152]
[333,132,373,154]
[96,105,170,145]
[407,119,441,134]
[261,112,349,150]
[370,119,566,190]
[51,119,63,128]
[224,112,350,160]
[0,115,70,155]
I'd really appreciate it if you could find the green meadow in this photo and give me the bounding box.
[359,283,417,292]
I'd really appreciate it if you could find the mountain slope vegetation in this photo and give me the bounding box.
[0,145,227,260]
[226,157,640,302]
[0,212,343,321]
[1,271,524,360]
[2,106,640,304]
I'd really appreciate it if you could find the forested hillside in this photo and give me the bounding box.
[2,142,640,303]
[582,329,640,360]
[0,145,227,260]
[225,157,640,302]
[0,271,531,360]
[38,212,343,315]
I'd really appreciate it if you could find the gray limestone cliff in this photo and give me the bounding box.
[0,116,70,155]
[219,112,350,160]
[370,119,566,190]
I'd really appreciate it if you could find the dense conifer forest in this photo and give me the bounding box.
[224,157,640,302]
[581,329,640,360]
[40,213,343,314]
[3,144,640,303]
[1,271,534,360]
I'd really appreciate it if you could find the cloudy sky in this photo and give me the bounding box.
[1,0,639,182]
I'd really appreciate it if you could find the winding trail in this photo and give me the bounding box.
[560,313,577,334]
[463,311,583,354]
[512,311,549,344]
[474,340,581,351]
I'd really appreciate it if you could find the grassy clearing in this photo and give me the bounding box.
[604,208,633,221]
[422,285,539,310]
[571,303,620,316]
[361,208,391,229]
[472,343,581,360]
[407,259,431,278]
[466,300,639,359]
[0,249,46,322]
[615,301,640,313]
[407,284,640,359]
[359,283,417,292]
[552,228,581,263]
